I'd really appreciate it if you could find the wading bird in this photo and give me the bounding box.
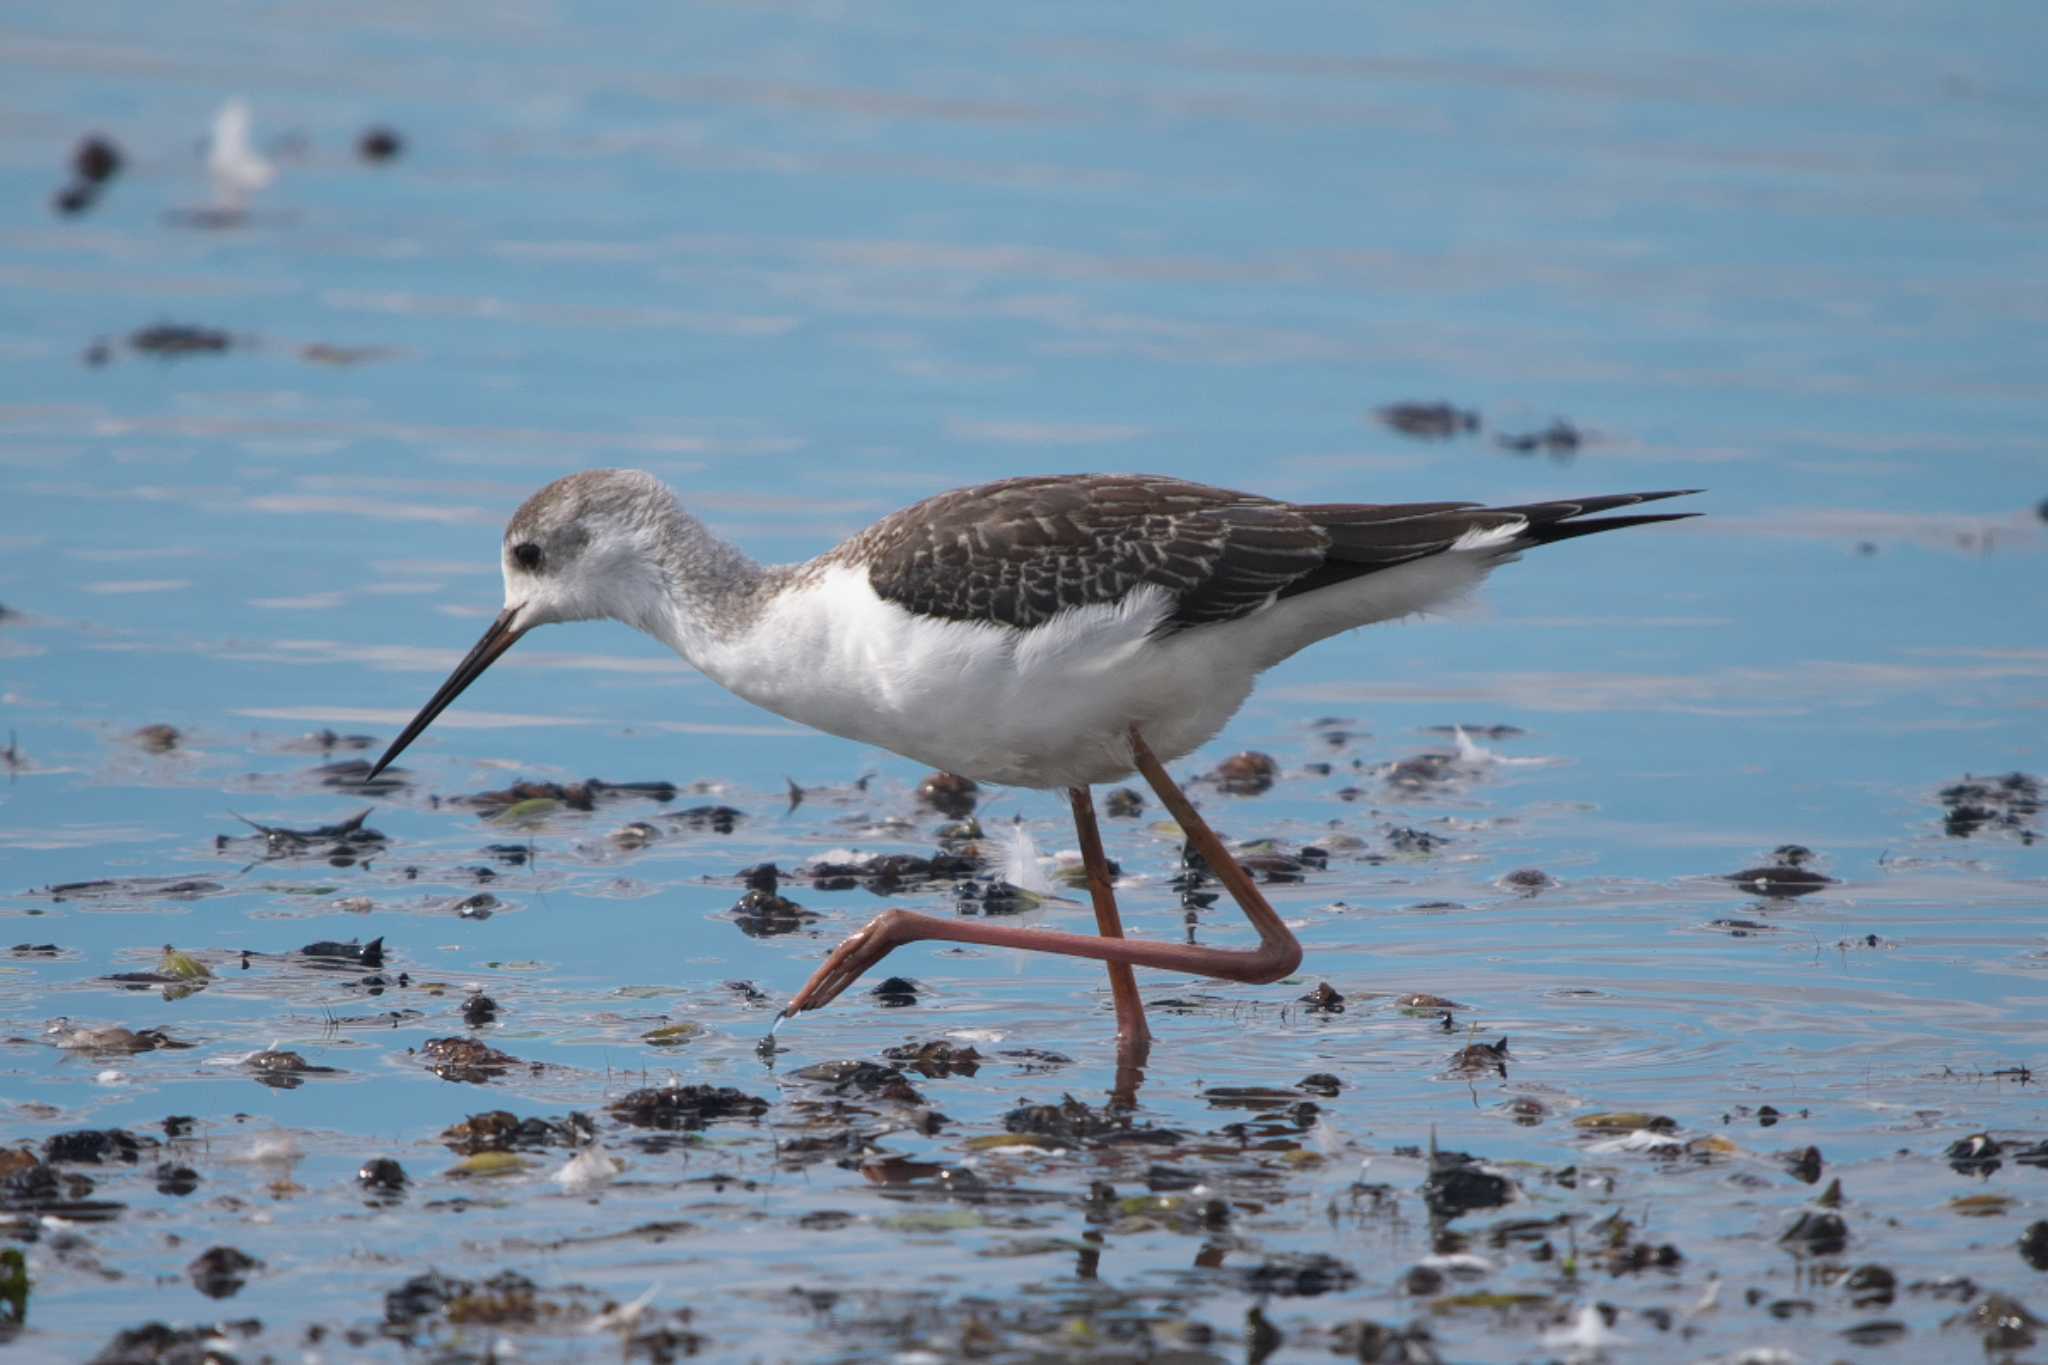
[364,470,1694,1071]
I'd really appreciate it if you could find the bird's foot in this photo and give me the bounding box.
[781,908,915,1018]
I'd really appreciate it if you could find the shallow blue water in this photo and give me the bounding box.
[2,2,2045,1361]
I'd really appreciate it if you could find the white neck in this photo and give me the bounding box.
[638,508,784,674]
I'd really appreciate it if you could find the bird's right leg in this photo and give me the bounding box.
[780,729,1301,1021]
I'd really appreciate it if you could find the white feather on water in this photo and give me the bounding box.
[1450,724,1559,769]
[208,99,275,207]
[1000,822,1056,897]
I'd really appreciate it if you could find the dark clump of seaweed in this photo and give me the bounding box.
[43,1129,155,1166]
[806,850,980,894]
[882,1039,984,1078]
[1376,400,1479,440]
[916,771,979,818]
[218,808,386,864]
[1939,771,2041,842]
[609,1084,770,1131]
[1422,1147,1516,1220]
[439,1110,594,1155]
[1238,1251,1360,1297]
[89,1317,265,1363]
[187,1246,260,1299]
[418,1037,527,1084]
[1004,1095,1184,1149]
[451,778,679,815]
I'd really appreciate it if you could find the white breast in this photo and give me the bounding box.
[687,550,1507,789]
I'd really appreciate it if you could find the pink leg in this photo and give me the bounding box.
[780,728,1302,1023]
[1069,785,1152,1084]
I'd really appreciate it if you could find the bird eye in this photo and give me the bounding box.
[512,542,543,571]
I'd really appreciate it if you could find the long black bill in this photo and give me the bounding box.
[367,607,527,780]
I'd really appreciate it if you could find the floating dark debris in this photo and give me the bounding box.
[418,1037,523,1084]
[462,993,498,1026]
[1211,750,1278,795]
[1499,867,1554,894]
[452,892,498,919]
[439,1110,594,1154]
[1708,917,1777,936]
[1784,1145,1825,1184]
[1496,418,1583,459]
[732,885,817,938]
[1781,1209,1849,1256]
[789,1059,925,1104]
[670,804,743,833]
[1332,1321,1437,1360]
[953,877,1048,915]
[1939,771,2041,842]
[90,1319,265,1363]
[1572,1112,1676,1134]
[1239,1252,1359,1297]
[282,728,378,753]
[53,133,125,215]
[1376,400,1479,440]
[453,777,679,816]
[1449,1036,1510,1076]
[610,820,660,849]
[1003,1094,1182,1148]
[1384,751,1459,791]
[1423,1148,1516,1219]
[1425,723,1523,739]
[246,1049,340,1089]
[1386,826,1447,855]
[154,1163,199,1196]
[188,1245,260,1299]
[317,758,409,794]
[1948,1292,2041,1352]
[916,770,979,817]
[871,976,920,1007]
[221,808,386,864]
[46,876,224,906]
[359,1157,408,1194]
[1102,786,1145,817]
[1946,1132,2002,1177]
[806,850,979,894]
[1724,852,1834,898]
[2,1159,125,1223]
[1235,843,1326,883]
[43,1129,154,1165]
[46,1022,190,1054]
[608,1083,769,1131]
[1299,981,1345,1014]
[132,723,181,753]
[1587,1209,1683,1275]
[2021,1220,2048,1273]
[882,1039,983,1078]
[1847,1263,1897,1307]
[358,125,404,161]
[299,936,383,967]
[129,323,234,359]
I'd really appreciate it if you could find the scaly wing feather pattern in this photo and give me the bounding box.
[835,475,1695,634]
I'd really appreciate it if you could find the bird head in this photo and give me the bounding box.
[366,468,676,779]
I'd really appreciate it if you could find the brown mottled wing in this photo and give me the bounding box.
[845,474,1496,633]
[841,475,1308,630]
[845,476,1699,633]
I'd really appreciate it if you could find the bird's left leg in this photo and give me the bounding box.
[1069,783,1152,1084]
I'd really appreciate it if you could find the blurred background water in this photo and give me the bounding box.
[1,2,2044,1361]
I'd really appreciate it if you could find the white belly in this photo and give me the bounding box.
[691,554,1500,789]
